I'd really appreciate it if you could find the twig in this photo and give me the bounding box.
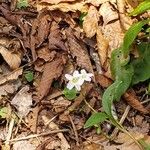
[69,115,79,146]
[84,99,97,113]
[7,129,69,142]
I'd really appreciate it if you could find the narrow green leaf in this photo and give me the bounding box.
[79,12,87,26]
[63,87,77,100]
[122,19,149,58]
[24,71,34,82]
[132,42,150,84]
[84,112,108,128]
[129,1,150,16]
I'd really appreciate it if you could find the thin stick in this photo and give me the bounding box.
[69,115,79,146]
[7,129,69,142]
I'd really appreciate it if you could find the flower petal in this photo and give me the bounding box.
[87,73,94,77]
[84,77,92,81]
[75,84,81,91]
[66,81,74,90]
[73,70,80,77]
[80,69,87,75]
[65,74,73,80]
[76,78,84,85]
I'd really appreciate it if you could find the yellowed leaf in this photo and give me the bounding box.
[99,2,118,25]
[37,1,88,12]
[83,5,99,38]
[96,27,109,66]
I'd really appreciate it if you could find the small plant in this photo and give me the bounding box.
[17,0,29,9]
[24,71,34,82]
[63,69,93,100]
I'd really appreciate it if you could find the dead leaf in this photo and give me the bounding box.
[49,21,67,51]
[99,2,118,25]
[83,5,99,38]
[39,0,76,4]
[96,27,109,66]
[37,46,56,62]
[95,73,112,88]
[37,1,88,12]
[123,89,149,114]
[42,115,70,150]
[0,68,22,85]
[65,28,94,74]
[117,0,133,30]
[13,140,36,150]
[38,55,66,99]
[11,86,32,117]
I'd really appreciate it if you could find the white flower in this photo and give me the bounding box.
[65,69,93,91]
[65,70,84,91]
[80,69,93,81]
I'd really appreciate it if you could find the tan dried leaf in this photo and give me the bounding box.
[11,86,32,117]
[37,1,88,12]
[99,2,118,25]
[96,27,109,66]
[0,68,22,85]
[38,56,66,99]
[123,89,149,114]
[39,0,76,4]
[83,5,99,38]
[0,46,21,69]
[65,28,94,74]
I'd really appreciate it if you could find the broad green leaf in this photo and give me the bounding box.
[24,71,34,82]
[63,87,77,100]
[17,0,29,9]
[122,19,149,58]
[84,112,108,128]
[129,1,150,16]
[132,42,150,84]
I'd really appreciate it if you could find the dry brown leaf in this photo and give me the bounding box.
[83,5,99,38]
[65,28,94,74]
[11,86,32,117]
[85,0,116,7]
[38,55,66,99]
[96,27,109,66]
[117,0,133,30]
[39,0,76,4]
[0,68,22,85]
[99,2,118,25]
[37,1,88,12]
[95,73,112,88]
[123,89,149,114]
[49,21,67,51]
[0,45,21,69]
[42,115,70,150]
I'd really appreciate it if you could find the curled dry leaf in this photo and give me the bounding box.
[11,86,32,117]
[96,27,109,66]
[99,2,118,25]
[117,0,133,30]
[83,5,99,38]
[123,89,149,114]
[37,1,88,12]
[49,21,67,51]
[39,0,76,4]
[65,28,94,74]
[38,55,66,99]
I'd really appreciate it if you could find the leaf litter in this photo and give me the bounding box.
[0,0,149,150]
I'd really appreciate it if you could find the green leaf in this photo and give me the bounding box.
[132,42,150,84]
[63,87,77,100]
[138,139,150,150]
[17,0,29,9]
[0,107,9,119]
[84,112,108,128]
[24,71,34,82]
[79,12,87,26]
[129,0,150,16]
[122,19,149,58]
